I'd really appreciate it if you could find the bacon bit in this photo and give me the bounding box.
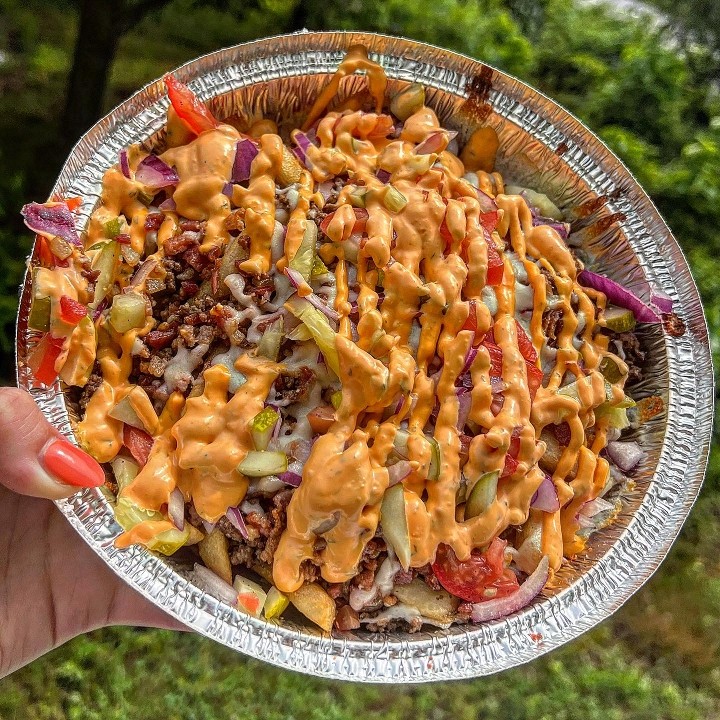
[145,329,176,349]
[180,281,199,298]
[179,219,204,232]
[335,604,361,631]
[145,213,164,232]
[164,233,198,256]
[182,246,208,272]
[662,312,686,337]
[205,245,222,263]
[224,208,245,233]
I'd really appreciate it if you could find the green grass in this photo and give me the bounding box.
[1,621,717,720]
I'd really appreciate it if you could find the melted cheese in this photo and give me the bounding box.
[66,46,631,597]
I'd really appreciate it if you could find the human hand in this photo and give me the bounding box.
[0,387,184,678]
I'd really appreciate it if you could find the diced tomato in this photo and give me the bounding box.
[462,300,477,333]
[432,538,520,603]
[123,425,155,466]
[485,234,504,286]
[515,321,538,363]
[502,453,519,477]
[65,196,82,212]
[461,300,482,344]
[307,405,336,434]
[479,210,499,234]
[440,215,453,252]
[59,295,87,325]
[164,74,219,136]
[525,360,544,400]
[35,236,56,268]
[319,207,368,237]
[482,339,503,377]
[26,333,65,386]
[237,592,261,615]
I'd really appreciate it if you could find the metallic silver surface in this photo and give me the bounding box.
[15,31,713,682]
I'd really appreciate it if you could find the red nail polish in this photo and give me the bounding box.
[42,438,105,488]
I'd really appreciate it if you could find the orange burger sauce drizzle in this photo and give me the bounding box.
[70,46,628,595]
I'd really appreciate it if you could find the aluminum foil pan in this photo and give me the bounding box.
[15,31,713,682]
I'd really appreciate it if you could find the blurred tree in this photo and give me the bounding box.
[288,0,535,78]
[61,0,175,146]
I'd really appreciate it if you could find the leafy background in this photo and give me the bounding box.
[1,0,719,716]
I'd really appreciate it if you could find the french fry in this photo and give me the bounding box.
[184,524,204,546]
[254,562,336,632]
[278,145,303,186]
[392,579,458,625]
[198,528,232,585]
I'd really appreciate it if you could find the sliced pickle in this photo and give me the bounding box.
[238,450,288,477]
[380,484,411,570]
[601,305,637,333]
[464,470,499,519]
[390,83,425,121]
[599,355,626,383]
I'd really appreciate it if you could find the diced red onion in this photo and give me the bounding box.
[606,440,646,473]
[289,439,314,464]
[201,520,216,535]
[318,181,334,201]
[21,201,82,247]
[92,297,108,321]
[279,471,303,487]
[168,488,185,530]
[580,496,615,521]
[135,154,179,189]
[387,460,413,487]
[226,506,248,540]
[285,271,340,322]
[490,376,505,394]
[470,556,549,623]
[125,257,158,291]
[376,169,391,184]
[222,182,234,198]
[530,475,560,512]
[532,216,571,240]
[191,563,238,606]
[456,389,472,430]
[475,189,498,213]
[232,139,259,184]
[158,197,176,211]
[292,131,316,170]
[578,270,660,323]
[120,149,131,179]
[415,130,458,155]
[650,289,674,314]
[284,267,309,290]
[304,293,339,323]
[462,346,478,376]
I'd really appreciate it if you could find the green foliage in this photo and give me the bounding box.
[1,624,717,719]
[295,0,535,78]
[1,0,720,713]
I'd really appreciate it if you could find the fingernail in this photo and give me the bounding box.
[41,438,105,488]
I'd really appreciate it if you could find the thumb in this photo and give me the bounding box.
[0,387,104,500]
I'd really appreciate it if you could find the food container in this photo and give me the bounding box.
[15,31,713,682]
